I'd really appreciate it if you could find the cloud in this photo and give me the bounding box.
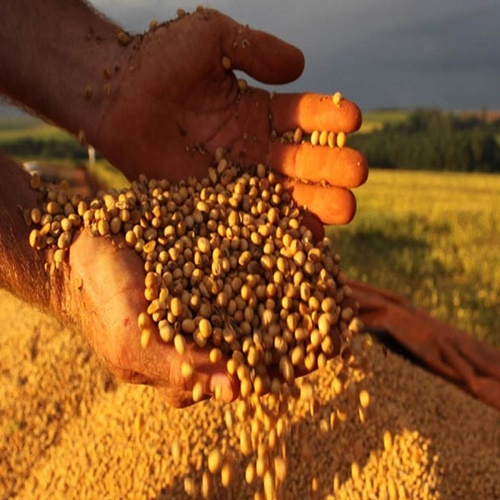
[3,1,498,117]
[6,0,500,115]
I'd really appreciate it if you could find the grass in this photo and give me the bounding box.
[0,119,72,142]
[89,159,129,189]
[359,109,411,134]
[327,170,500,347]
[0,116,40,129]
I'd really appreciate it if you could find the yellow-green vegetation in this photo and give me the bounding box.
[0,117,69,141]
[359,109,411,134]
[88,159,129,189]
[0,117,88,165]
[328,169,500,346]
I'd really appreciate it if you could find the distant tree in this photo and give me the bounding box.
[1,137,91,161]
[350,109,500,172]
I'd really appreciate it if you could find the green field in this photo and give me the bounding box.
[328,170,500,347]
[0,116,69,140]
[0,116,39,129]
[359,109,411,133]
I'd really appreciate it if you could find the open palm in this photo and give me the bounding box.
[63,230,237,408]
[98,9,367,225]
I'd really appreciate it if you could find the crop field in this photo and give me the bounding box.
[328,169,500,347]
[0,116,69,141]
[358,109,411,134]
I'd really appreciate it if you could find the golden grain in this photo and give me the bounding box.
[181,361,194,379]
[293,127,303,144]
[319,130,329,146]
[207,448,223,474]
[359,389,371,409]
[222,56,232,70]
[192,381,204,403]
[140,327,153,348]
[332,91,343,107]
[383,430,393,452]
[174,334,186,355]
[310,130,320,146]
[336,131,346,148]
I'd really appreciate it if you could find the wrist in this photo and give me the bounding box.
[0,156,62,313]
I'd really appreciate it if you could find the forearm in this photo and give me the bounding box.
[0,155,60,312]
[0,0,129,146]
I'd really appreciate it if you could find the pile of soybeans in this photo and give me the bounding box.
[1,289,499,499]
[1,156,498,499]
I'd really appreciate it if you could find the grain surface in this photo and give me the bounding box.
[0,290,498,499]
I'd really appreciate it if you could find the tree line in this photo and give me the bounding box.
[0,136,92,162]
[349,109,500,172]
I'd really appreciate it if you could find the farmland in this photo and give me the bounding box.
[328,169,499,346]
[0,116,69,139]
[359,109,411,133]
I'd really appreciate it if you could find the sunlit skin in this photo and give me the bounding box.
[0,4,367,407]
[97,10,367,226]
[66,231,237,407]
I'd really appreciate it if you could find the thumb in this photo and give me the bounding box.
[189,345,240,403]
[137,336,239,405]
[215,11,305,84]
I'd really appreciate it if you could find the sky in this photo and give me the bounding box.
[88,0,500,111]
[1,0,499,116]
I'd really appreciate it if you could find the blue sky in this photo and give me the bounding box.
[90,0,500,111]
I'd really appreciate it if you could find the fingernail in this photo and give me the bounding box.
[210,373,234,403]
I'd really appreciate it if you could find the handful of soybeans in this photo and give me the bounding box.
[27,155,365,498]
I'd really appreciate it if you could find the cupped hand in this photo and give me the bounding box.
[62,229,238,408]
[97,8,367,226]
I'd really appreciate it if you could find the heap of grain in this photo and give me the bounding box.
[2,292,499,498]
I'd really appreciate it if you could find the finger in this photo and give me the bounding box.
[138,336,238,404]
[215,11,305,84]
[188,344,240,403]
[281,180,357,225]
[269,144,368,188]
[157,387,198,409]
[270,93,362,134]
[301,213,325,241]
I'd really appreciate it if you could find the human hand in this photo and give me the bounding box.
[0,156,237,408]
[350,280,500,411]
[96,8,367,226]
[61,229,238,408]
